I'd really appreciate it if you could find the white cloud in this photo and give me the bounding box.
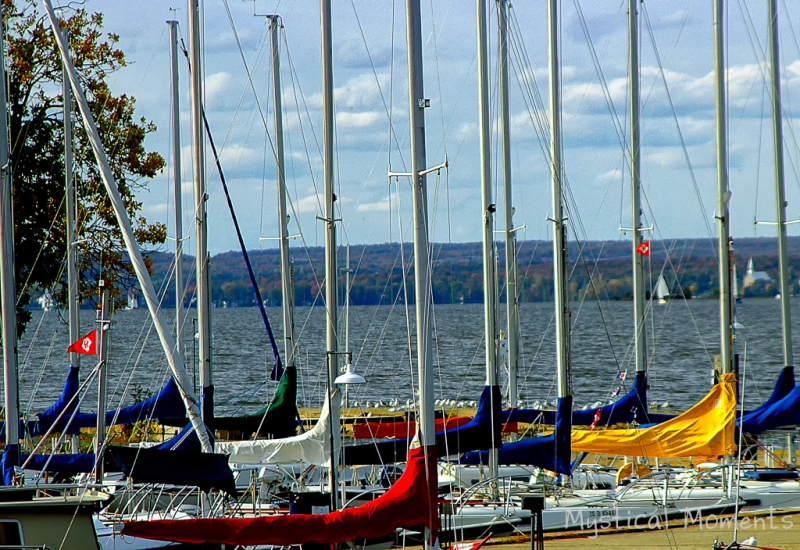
[337,111,382,128]
[204,72,232,109]
[295,193,323,214]
[595,169,622,186]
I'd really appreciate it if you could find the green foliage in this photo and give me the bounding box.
[4,0,166,333]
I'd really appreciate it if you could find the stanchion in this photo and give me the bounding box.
[522,495,545,550]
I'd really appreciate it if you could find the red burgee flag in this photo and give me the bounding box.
[67,330,97,355]
[636,241,651,257]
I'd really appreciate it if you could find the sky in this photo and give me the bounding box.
[67,0,800,255]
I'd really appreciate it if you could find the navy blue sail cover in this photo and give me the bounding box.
[23,453,97,476]
[502,371,654,427]
[342,385,502,466]
[741,366,799,434]
[109,445,236,496]
[460,395,573,475]
[30,366,81,435]
[0,444,19,485]
[63,376,186,430]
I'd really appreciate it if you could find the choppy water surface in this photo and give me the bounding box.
[6,297,797,417]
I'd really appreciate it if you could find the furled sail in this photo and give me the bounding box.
[122,444,439,546]
[460,395,572,475]
[63,376,186,430]
[341,385,502,466]
[161,367,300,439]
[502,371,662,426]
[572,373,736,458]
[109,446,236,495]
[216,388,337,466]
[29,365,81,435]
[741,366,800,434]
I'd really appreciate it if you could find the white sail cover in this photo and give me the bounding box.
[216,390,338,466]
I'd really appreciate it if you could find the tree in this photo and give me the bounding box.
[4,0,166,333]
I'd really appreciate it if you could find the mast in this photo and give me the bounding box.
[63,35,81,454]
[168,20,185,356]
[270,15,295,370]
[497,0,519,411]
[188,0,213,417]
[95,283,109,483]
[321,0,341,509]
[406,0,437,545]
[0,15,21,474]
[476,0,499,482]
[628,0,647,375]
[44,0,211,453]
[713,0,732,374]
[548,0,570,398]
[767,0,793,368]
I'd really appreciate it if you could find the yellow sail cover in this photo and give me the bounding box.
[572,373,736,458]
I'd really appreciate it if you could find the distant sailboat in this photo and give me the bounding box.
[126,288,139,310]
[655,274,669,304]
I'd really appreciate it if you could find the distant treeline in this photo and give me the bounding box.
[144,237,800,308]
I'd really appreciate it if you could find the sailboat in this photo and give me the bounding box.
[0,11,113,549]
[122,0,441,547]
[655,275,669,304]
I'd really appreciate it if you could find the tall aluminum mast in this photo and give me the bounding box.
[188,0,213,416]
[628,0,647,375]
[168,20,185,356]
[767,0,793,369]
[321,0,341,509]
[476,0,499,483]
[713,0,732,374]
[270,16,296,370]
[548,0,570,398]
[497,0,519,411]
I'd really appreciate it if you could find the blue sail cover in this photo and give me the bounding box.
[29,366,81,436]
[0,444,20,485]
[22,453,97,476]
[741,366,800,434]
[109,445,236,496]
[502,371,655,427]
[65,376,186,430]
[460,396,573,475]
[342,385,502,466]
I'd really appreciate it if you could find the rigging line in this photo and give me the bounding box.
[642,6,715,244]
[201,110,284,380]
[23,329,58,417]
[572,0,630,167]
[348,0,407,172]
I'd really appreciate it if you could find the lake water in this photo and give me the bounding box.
[6,297,798,418]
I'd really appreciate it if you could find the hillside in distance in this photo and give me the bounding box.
[146,236,800,307]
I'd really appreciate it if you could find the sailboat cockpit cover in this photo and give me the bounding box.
[740,365,798,434]
[341,384,502,466]
[460,395,573,475]
[122,444,439,546]
[572,373,736,458]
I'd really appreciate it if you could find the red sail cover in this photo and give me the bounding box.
[122,445,440,546]
[353,416,471,439]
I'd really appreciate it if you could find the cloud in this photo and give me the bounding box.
[295,193,323,214]
[204,72,233,109]
[337,111,382,128]
[595,168,622,186]
[356,191,399,213]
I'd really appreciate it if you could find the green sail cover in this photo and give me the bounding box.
[161,367,298,438]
